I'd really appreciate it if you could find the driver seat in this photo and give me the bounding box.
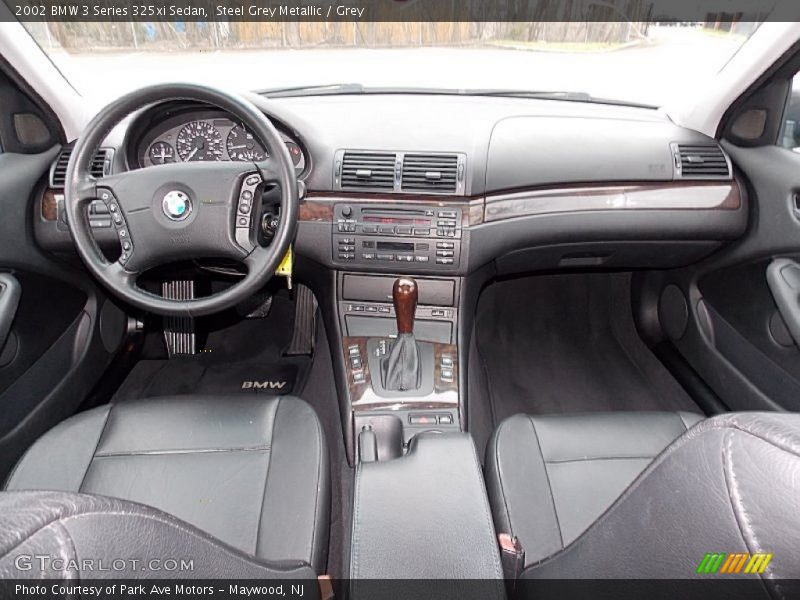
[3,395,329,573]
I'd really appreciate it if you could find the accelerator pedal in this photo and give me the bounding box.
[162,280,196,357]
[285,283,317,356]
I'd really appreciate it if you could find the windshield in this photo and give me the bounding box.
[20,21,760,108]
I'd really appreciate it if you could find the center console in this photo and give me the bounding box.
[349,432,504,587]
[320,199,470,462]
[337,270,462,460]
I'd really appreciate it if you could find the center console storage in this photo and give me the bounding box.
[349,432,504,586]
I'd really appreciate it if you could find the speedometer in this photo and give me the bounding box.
[226,125,266,161]
[175,121,223,162]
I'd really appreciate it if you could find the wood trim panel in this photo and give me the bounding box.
[300,181,739,226]
[300,193,485,226]
[298,199,334,222]
[41,189,59,221]
[483,181,741,223]
[344,336,458,412]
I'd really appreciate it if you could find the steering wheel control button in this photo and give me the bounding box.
[95,188,134,266]
[162,190,192,221]
[235,172,264,252]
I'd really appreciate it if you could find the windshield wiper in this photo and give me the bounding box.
[256,83,655,109]
[469,89,593,101]
[257,83,365,97]
[463,89,655,108]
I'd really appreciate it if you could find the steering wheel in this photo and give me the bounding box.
[65,83,298,317]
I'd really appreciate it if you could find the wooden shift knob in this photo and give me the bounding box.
[393,277,418,335]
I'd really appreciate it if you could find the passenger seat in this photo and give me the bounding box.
[485,411,800,583]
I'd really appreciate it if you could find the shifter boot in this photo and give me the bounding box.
[382,333,421,391]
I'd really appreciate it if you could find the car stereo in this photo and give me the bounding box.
[332,204,462,268]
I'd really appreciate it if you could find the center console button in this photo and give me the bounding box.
[409,414,438,426]
[396,226,412,235]
[414,228,431,236]
[379,226,395,234]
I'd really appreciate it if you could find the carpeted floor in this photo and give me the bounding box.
[113,292,310,401]
[475,272,700,428]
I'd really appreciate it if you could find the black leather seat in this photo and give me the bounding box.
[4,395,329,573]
[485,411,800,585]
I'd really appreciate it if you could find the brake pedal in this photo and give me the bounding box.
[162,280,196,357]
[285,283,317,356]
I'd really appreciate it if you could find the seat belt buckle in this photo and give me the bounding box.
[498,533,525,584]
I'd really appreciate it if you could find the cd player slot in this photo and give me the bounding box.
[361,207,429,216]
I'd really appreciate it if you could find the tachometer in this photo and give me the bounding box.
[176,121,223,162]
[226,124,266,161]
[148,141,175,165]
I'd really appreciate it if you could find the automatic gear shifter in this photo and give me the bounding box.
[382,277,421,391]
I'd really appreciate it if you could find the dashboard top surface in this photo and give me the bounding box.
[107,93,722,197]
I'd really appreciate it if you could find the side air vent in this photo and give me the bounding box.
[50,146,113,188]
[401,153,460,194]
[672,143,731,179]
[338,151,396,191]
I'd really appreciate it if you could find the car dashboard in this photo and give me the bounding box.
[34,92,745,282]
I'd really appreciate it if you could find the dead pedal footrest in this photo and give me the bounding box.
[285,283,317,356]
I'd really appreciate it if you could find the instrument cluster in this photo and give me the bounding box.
[137,112,306,173]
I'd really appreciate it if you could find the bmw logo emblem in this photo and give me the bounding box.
[162,190,192,221]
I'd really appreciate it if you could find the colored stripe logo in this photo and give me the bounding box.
[696,552,773,574]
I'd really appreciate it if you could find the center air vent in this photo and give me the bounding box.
[338,151,397,191]
[672,143,731,179]
[335,149,467,195]
[401,153,460,194]
[50,146,113,188]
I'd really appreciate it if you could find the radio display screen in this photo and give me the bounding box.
[377,241,415,252]
[363,216,431,225]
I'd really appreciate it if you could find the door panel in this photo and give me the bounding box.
[636,145,800,413]
[0,148,126,478]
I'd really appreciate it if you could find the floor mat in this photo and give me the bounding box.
[475,272,699,426]
[113,291,310,401]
